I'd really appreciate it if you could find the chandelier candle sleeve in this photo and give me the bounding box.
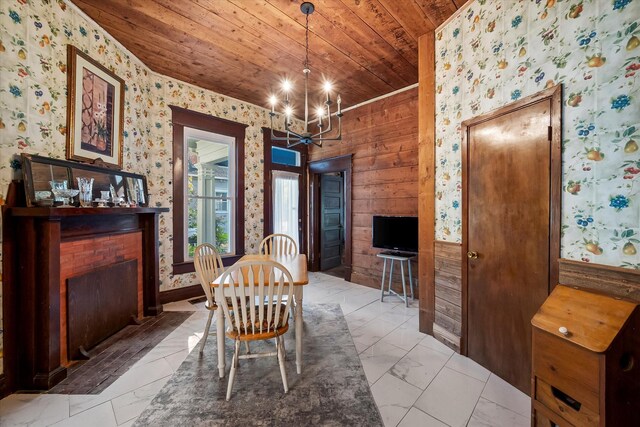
[267,2,343,148]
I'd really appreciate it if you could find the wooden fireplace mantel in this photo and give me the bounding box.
[2,206,168,393]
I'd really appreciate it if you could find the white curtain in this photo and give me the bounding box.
[272,170,300,249]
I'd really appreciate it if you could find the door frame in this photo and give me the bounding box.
[460,85,562,355]
[308,154,353,280]
[263,128,308,253]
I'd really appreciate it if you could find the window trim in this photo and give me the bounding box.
[171,106,247,274]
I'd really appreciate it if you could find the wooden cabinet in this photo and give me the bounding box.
[531,285,640,426]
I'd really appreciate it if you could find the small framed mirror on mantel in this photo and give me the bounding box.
[20,153,149,208]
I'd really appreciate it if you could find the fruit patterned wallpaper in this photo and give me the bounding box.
[0,0,297,370]
[435,0,640,268]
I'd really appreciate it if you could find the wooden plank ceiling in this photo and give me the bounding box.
[71,0,461,110]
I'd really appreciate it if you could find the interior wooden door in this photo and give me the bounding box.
[320,173,344,270]
[464,94,558,394]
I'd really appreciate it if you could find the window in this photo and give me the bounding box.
[272,170,300,249]
[271,146,301,167]
[171,106,247,274]
[184,127,234,258]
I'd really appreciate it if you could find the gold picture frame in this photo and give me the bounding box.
[66,45,125,169]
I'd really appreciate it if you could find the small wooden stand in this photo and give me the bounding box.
[531,285,640,426]
[377,252,415,307]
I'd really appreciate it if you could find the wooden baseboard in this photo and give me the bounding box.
[419,309,433,334]
[433,323,461,352]
[0,374,8,399]
[558,259,640,302]
[159,284,205,305]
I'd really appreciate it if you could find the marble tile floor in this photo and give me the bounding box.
[0,272,530,427]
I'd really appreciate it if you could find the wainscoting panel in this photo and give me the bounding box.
[558,259,640,302]
[434,241,462,351]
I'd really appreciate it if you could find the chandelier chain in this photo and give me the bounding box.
[304,12,309,71]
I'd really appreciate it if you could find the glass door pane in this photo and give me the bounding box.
[272,170,300,249]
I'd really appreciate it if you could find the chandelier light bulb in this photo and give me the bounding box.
[282,80,292,92]
[284,106,293,117]
[269,95,278,114]
[315,106,325,118]
[323,81,332,93]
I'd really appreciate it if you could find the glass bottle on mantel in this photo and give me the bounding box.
[77,177,94,207]
[49,180,68,202]
[110,184,118,203]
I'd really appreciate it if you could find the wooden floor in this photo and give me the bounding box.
[49,311,191,394]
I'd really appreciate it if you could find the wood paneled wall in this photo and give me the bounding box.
[308,88,419,291]
[434,241,462,351]
[558,259,640,302]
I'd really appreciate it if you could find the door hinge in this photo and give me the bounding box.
[548,126,552,141]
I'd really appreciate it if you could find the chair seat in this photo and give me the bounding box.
[225,303,289,341]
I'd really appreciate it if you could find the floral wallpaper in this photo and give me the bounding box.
[435,0,640,269]
[0,0,296,370]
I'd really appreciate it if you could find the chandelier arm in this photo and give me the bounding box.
[270,132,303,141]
[270,114,303,141]
[324,103,332,133]
[284,115,299,138]
[310,131,341,141]
[312,115,342,141]
[311,126,334,138]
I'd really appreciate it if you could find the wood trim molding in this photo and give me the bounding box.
[169,106,246,274]
[433,323,461,352]
[559,259,640,302]
[418,32,436,335]
[159,284,204,305]
[460,85,562,354]
[308,154,353,280]
[0,374,7,399]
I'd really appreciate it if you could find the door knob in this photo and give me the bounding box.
[467,251,478,259]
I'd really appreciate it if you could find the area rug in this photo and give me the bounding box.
[50,311,192,394]
[134,304,383,426]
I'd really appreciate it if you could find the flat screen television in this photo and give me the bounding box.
[372,215,419,253]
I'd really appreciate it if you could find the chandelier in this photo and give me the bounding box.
[268,2,342,148]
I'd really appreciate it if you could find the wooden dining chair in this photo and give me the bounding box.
[259,233,298,256]
[194,244,251,360]
[193,243,225,355]
[259,233,298,319]
[218,260,294,400]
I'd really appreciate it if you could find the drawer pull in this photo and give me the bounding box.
[558,326,569,336]
[551,386,581,411]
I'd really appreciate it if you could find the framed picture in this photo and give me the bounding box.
[66,45,125,169]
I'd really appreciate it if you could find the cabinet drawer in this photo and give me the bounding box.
[532,329,601,411]
[533,400,572,427]
[535,377,599,427]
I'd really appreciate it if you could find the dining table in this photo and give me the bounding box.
[211,253,309,378]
